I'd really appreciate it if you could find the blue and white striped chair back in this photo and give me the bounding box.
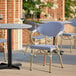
[36,21,64,37]
[70,18,76,27]
[25,21,41,31]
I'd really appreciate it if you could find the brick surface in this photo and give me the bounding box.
[0,0,23,50]
[23,0,65,44]
[0,0,75,49]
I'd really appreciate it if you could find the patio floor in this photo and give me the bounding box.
[0,44,76,76]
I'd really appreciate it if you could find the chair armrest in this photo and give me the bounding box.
[31,29,45,44]
[31,29,37,44]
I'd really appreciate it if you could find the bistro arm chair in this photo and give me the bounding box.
[60,18,76,53]
[29,21,64,73]
[0,39,7,62]
[24,21,45,54]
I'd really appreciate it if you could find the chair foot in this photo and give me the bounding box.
[57,53,63,68]
[49,54,52,73]
[49,71,51,73]
[43,54,46,66]
[30,50,33,72]
[30,69,32,71]
[61,66,64,68]
[43,64,45,66]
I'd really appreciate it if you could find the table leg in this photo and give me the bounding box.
[0,29,21,69]
[8,29,12,67]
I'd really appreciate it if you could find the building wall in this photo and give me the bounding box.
[22,0,65,44]
[22,0,76,45]
[0,0,7,51]
[0,0,75,49]
[40,0,65,21]
[0,0,23,51]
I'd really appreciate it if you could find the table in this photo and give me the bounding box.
[0,23,32,69]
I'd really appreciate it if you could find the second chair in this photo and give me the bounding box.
[29,21,64,73]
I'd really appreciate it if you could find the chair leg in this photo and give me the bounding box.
[57,53,63,68]
[30,50,33,71]
[25,41,30,55]
[43,54,46,66]
[25,45,28,55]
[70,39,72,53]
[49,53,52,73]
[4,44,6,62]
[60,37,63,51]
[74,40,76,48]
[4,50,6,62]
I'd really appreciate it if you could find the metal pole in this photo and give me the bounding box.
[7,29,12,67]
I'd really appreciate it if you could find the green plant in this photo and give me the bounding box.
[23,0,53,19]
[65,0,76,19]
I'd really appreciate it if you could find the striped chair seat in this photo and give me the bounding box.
[0,39,6,43]
[30,45,55,51]
[62,33,76,36]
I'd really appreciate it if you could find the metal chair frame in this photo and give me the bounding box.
[60,18,76,52]
[29,22,64,73]
[60,33,76,53]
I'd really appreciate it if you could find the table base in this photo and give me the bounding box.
[0,63,21,69]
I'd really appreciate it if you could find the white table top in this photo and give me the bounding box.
[0,23,32,29]
[40,21,72,24]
